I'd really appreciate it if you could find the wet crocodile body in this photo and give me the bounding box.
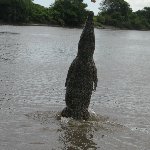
[61,11,98,120]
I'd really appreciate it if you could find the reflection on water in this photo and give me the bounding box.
[59,111,109,150]
[59,122,97,150]
[26,111,98,149]
[26,110,125,149]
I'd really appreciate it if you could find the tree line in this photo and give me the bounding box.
[97,0,150,30]
[0,0,87,26]
[0,0,150,30]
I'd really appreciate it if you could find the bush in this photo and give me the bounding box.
[50,0,88,27]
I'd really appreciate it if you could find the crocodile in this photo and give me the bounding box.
[61,11,98,120]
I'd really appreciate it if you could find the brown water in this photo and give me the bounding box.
[0,25,150,150]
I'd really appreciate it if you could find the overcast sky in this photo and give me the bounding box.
[33,0,150,15]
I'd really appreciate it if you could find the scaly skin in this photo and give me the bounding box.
[61,11,98,120]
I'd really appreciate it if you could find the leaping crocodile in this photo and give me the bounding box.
[61,11,98,120]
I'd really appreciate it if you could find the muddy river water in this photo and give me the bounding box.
[0,25,150,150]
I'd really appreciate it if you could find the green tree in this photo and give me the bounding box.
[0,0,32,23]
[136,7,150,28]
[50,0,88,26]
[97,0,132,27]
[31,3,52,24]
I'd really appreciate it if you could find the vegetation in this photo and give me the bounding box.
[0,0,150,30]
[96,0,150,30]
[134,7,150,29]
[30,3,52,24]
[0,0,32,23]
[50,0,88,26]
[0,0,88,26]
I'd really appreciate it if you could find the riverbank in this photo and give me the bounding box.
[1,21,150,31]
[0,22,84,29]
[95,24,150,31]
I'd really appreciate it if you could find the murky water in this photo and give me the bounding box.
[0,25,150,150]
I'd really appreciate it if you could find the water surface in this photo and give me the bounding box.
[0,25,150,150]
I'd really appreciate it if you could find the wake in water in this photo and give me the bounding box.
[25,109,126,149]
[25,108,124,132]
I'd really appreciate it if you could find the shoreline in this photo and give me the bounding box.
[0,22,149,31]
[0,22,83,29]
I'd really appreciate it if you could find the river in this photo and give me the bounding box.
[0,25,150,150]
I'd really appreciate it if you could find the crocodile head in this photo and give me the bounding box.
[77,11,95,60]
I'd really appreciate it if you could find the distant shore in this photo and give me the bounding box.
[0,22,149,31]
[0,22,83,29]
